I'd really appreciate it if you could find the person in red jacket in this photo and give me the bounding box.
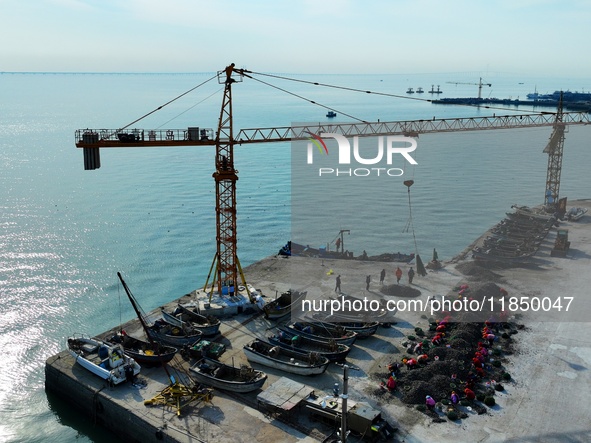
[464,387,476,401]
[386,375,397,392]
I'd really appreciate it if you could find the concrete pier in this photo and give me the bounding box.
[45,200,591,443]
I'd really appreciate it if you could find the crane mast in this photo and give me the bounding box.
[543,92,566,208]
[213,64,241,297]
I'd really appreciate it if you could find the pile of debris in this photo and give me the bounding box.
[371,304,517,420]
[380,285,421,298]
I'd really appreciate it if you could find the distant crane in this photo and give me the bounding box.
[447,77,492,99]
[75,66,590,296]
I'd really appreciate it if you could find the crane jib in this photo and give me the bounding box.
[76,111,590,149]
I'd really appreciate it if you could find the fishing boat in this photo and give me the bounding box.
[416,87,424,93]
[309,315,379,338]
[510,204,556,221]
[67,334,141,385]
[269,328,351,362]
[107,332,177,366]
[326,111,337,118]
[406,87,414,94]
[263,290,307,320]
[148,318,203,347]
[190,357,267,393]
[161,304,221,337]
[285,321,358,346]
[243,339,330,376]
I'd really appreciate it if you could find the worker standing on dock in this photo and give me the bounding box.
[380,269,386,285]
[408,267,415,284]
[335,275,341,293]
[395,267,402,284]
[366,275,371,290]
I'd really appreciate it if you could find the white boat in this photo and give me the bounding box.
[567,207,588,221]
[67,334,141,385]
[243,339,330,376]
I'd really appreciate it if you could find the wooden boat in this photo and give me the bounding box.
[161,304,221,337]
[510,205,556,221]
[190,357,267,393]
[309,315,379,338]
[67,334,141,385]
[243,339,330,376]
[285,321,358,346]
[269,328,351,362]
[147,318,202,347]
[263,290,307,320]
[106,332,177,366]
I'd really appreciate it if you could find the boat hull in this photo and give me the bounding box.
[67,335,141,385]
[190,358,267,393]
[174,304,221,336]
[271,328,351,362]
[147,319,202,347]
[310,316,379,338]
[285,322,357,346]
[243,339,329,376]
[263,290,307,320]
[107,333,177,366]
[161,308,220,337]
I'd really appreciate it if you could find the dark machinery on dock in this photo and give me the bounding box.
[550,228,570,257]
[75,66,591,298]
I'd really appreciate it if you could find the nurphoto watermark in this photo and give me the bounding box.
[306,132,418,177]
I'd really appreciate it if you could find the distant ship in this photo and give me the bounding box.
[326,111,337,118]
[429,85,442,94]
[416,87,424,93]
[406,87,414,94]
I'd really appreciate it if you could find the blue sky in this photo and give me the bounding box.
[1,0,590,75]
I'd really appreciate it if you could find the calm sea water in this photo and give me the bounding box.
[1,71,589,442]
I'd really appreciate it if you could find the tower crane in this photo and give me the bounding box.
[75,64,590,297]
[447,77,492,99]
